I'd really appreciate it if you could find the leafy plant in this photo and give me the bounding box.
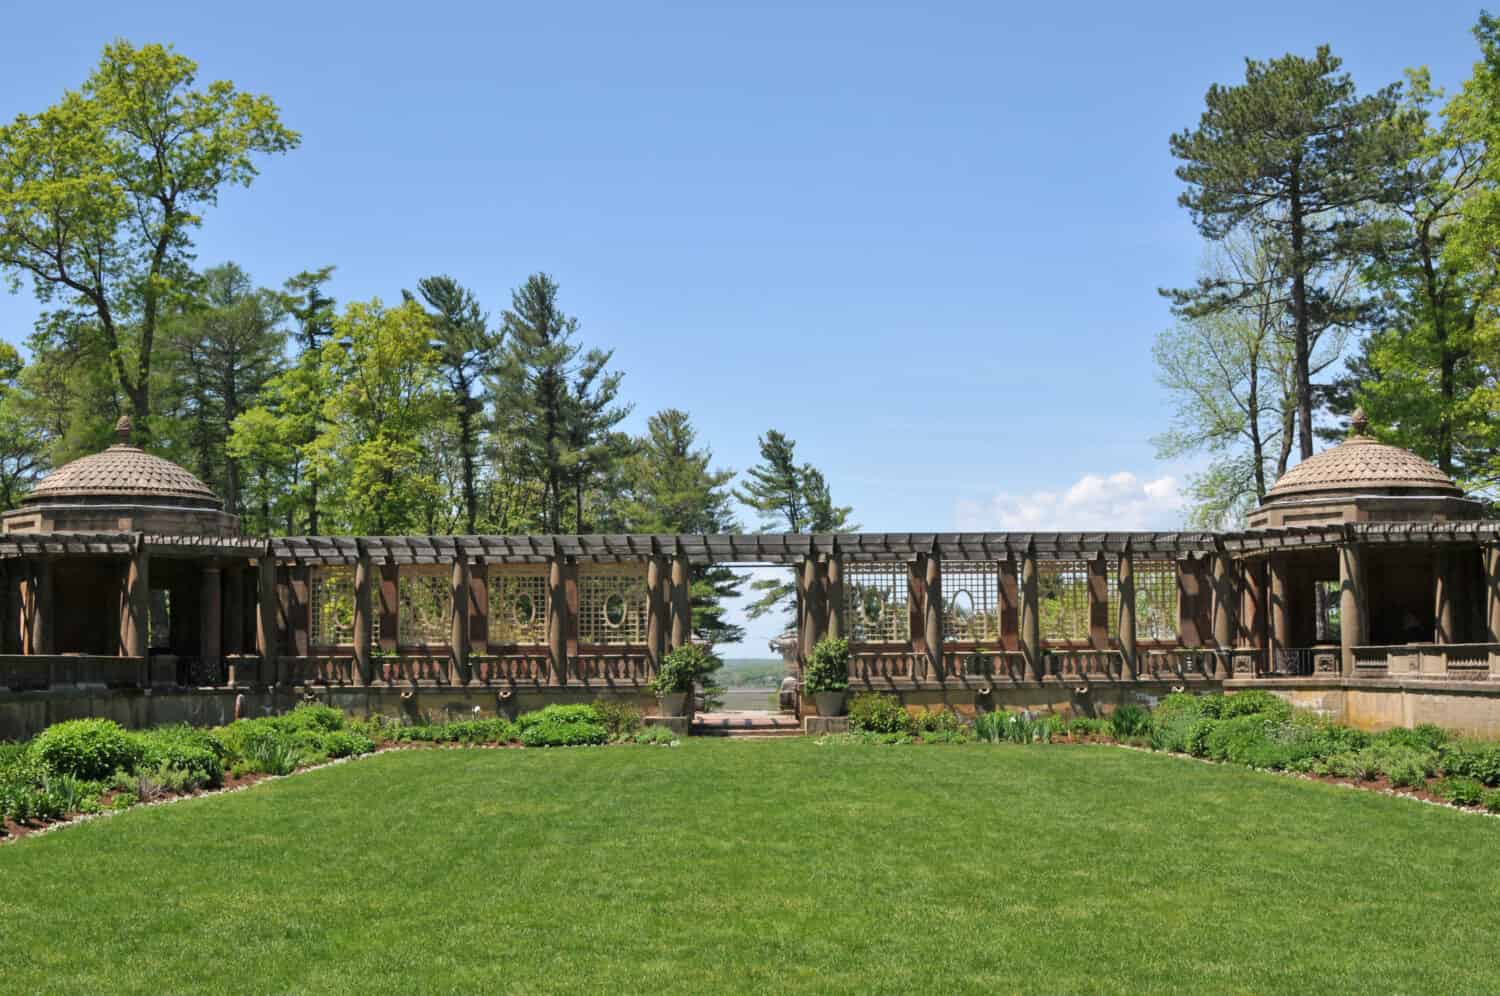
[803,637,850,694]
[1436,777,1484,807]
[633,726,678,746]
[1219,690,1292,722]
[1438,741,1500,786]
[848,693,912,735]
[653,645,715,696]
[1108,704,1150,739]
[31,719,143,781]
[515,705,608,747]
[593,700,644,741]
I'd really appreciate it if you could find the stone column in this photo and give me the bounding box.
[1435,550,1457,645]
[825,554,844,642]
[999,558,1019,653]
[1177,558,1201,648]
[801,557,827,659]
[1212,554,1236,679]
[1087,554,1109,652]
[378,565,400,655]
[670,551,691,650]
[256,554,277,684]
[1487,545,1500,645]
[1339,542,1366,677]
[199,565,222,684]
[468,563,488,652]
[1021,549,1041,681]
[1240,560,1267,649]
[451,557,470,685]
[29,556,54,656]
[353,552,373,686]
[548,554,567,685]
[1269,555,1289,672]
[123,547,150,662]
[1117,551,1136,679]
[924,552,943,677]
[646,555,666,670]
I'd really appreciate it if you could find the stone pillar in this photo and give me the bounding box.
[468,562,488,652]
[1087,554,1109,652]
[1021,549,1041,681]
[353,552,373,686]
[670,551,691,650]
[256,555,277,683]
[825,554,844,642]
[29,556,54,656]
[1339,542,1366,677]
[1240,560,1267,649]
[451,557,470,684]
[1435,550,1457,645]
[1269,555,1289,672]
[924,552,943,676]
[1487,545,1500,645]
[646,555,666,669]
[288,566,310,660]
[379,565,400,655]
[1118,551,1136,679]
[999,558,1019,653]
[122,547,149,662]
[1212,554,1235,678]
[199,565,222,684]
[801,557,826,659]
[1177,558,1201,648]
[548,554,567,684]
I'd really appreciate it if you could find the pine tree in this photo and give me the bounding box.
[623,409,744,645]
[1167,47,1410,459]
[734,430,854,620]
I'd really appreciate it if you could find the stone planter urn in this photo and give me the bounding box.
[814,690,847,717]
[657,692,689,717]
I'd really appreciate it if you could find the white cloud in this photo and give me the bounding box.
[955,471,1184,532]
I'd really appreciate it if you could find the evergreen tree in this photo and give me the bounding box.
[1167,47,1410,459]
[734,430,854,620]
[623,409,744,646]
[490,273,628,533]
[414,275,502,533]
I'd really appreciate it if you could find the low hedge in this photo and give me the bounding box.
[515,705,608,747]
[31,719,143,781]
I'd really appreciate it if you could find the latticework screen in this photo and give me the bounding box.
[398,569,452,646]
[488,570,548,645]
[1135,561,1178,641]
[942,561,999,642]
[1038,560,1089,641]
[312,567,360,648]
[1105,560,1120,637]
[578,568,648,645]
[844,563,910,643]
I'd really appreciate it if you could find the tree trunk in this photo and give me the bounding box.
[1288,167,1313,461]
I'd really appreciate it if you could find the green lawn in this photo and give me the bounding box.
[3,740,1499,994]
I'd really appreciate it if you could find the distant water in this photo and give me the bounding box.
[717,688,781,711]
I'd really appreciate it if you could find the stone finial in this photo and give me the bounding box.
[1350,408,1370,438]
[114,414,134,445]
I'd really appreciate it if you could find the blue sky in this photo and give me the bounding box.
[0,1,1488,654]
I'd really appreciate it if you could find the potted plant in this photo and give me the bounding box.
[805,636,850,717]
[654,645,711,717]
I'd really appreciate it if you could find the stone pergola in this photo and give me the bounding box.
[1,412,1499,732]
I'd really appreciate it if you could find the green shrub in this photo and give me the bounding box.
[1108,704,1150,739]
[110,791,139,811]
[272,704,346,733]
[312,730,376,758]
[1438,741,1500,786]
[1483,789,1500,814]
[244,735,300,776]
[653,645,717,696]
[1066,716,1109,738]
[1185,718,1218,757]
[848,693,912,735]
[515,705,608,747]
[1376,724,1449,751]
[803,637,850,694]
[633,726,678,745]
[911,707,961,736]
[133,725,226,788]
[31,719,143,780]
[593,700,644,741]
[1436,777,1484,807]
[1219,690,1292,722]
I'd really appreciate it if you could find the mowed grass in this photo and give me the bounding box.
[3,741,1500,994]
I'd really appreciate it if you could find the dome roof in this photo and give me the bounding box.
[24,416,221,510]
[1263,410,1463,503]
